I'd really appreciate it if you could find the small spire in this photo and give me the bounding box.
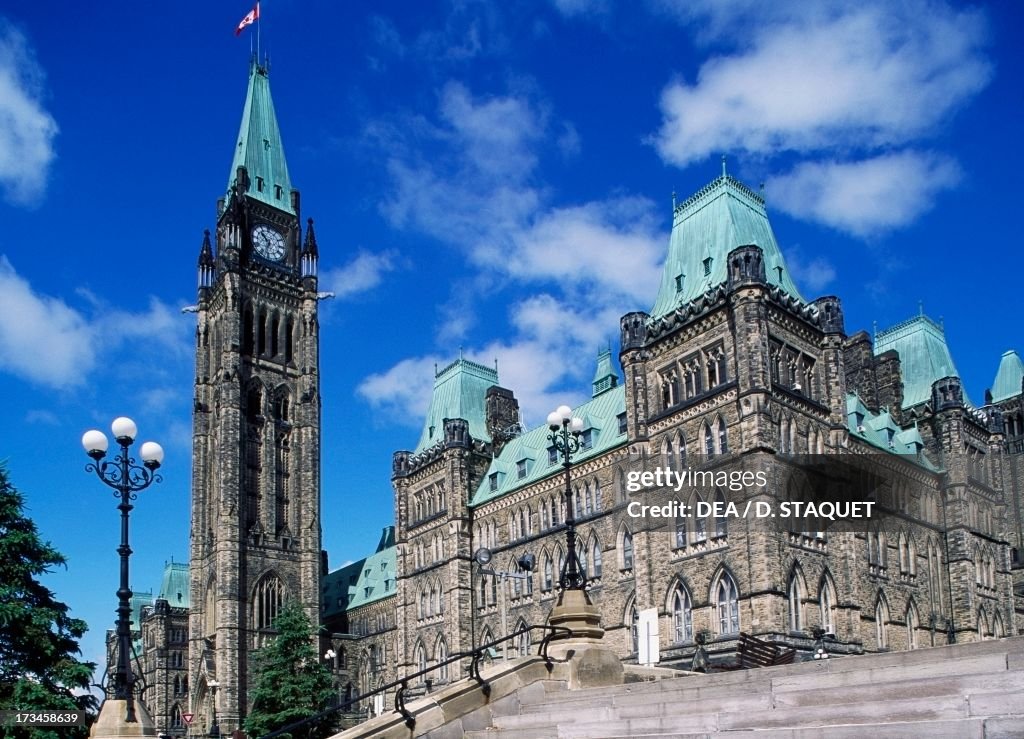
[494,357,499,372]
[198,229,215,266]
[434,361,439,376]
[721,154,727,178]
[872,320,878,340]
[302,217,318,257]
[671,190,677,211]
[918,300,924,316]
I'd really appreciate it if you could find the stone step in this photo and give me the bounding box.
[774,669,1024,708]
[717,693,969,730]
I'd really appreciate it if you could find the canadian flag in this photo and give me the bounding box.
[235,3,259,36]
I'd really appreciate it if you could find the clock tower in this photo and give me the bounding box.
[188,60,322,736]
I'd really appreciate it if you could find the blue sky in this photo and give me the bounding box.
[0,1,1020,677]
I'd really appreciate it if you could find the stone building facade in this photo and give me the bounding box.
[377,172,1022,695]
[185,60,324,736]
[115,61,1024,736]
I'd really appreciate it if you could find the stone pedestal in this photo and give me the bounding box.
[90,699,157,739]
[547,589,622,689]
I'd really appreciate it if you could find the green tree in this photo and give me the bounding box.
[0,464,97,739]
[243,601,336,739]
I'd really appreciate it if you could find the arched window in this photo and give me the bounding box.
[543,553,553,591]
[204,579,217,638]
[717,416,728,454]
[787,567,805,632]
[663,438,675,472]
[591,538,603,579]
[677,434,687,470]
[714,572,740,635]
[714,489,728,538]
[626,599,639,653]
[436,637,449,681]
[819,573,837,634]
[875,594,889,650]
[692,494,707,543]
[170,704,183,729]
[414,642,427,677]
[621,529,634,570]
[674,515,687,549]
[703,423,715,456]
[670,583,693,643]
[515,619,531,658]
[593,479,602,512]
[906,601,919,649]
[252,574,284,632]
[978,607,990,640]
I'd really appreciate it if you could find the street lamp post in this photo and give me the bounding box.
[82,417,164,724]
[547,405,586,591]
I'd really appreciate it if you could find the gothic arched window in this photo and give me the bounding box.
[670,583,693,643]
[714,572,740,635]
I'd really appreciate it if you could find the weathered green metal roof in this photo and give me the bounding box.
[873,314,968,409]
[157,561,190,609]
[413,358,498,454]
[129,589,154,629]
[471,384,627,507]
[321,527,396,620]
[591,347,619,397]
[991,350,1024,402]
[845,393,939,471]
[227,62,295,214]
[650,174,803,320]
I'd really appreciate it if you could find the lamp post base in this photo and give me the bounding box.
[547,589,622,689]
[549,588,604,640]
[90,699,157,739]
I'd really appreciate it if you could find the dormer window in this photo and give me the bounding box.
[675,274,684,292]
[489,472,499,491]
[274,185,282,200]
[776,266,784,281]
[256,176,265,192]
[617,412,627,435]
[703,257,713,276]
[517,459,528,479]
[548,446,558,465]
[581,429,593,450]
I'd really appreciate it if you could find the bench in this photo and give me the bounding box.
[718,632,797,670]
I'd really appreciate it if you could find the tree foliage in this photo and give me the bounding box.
[243,601,336,739]
[0,464,98,739]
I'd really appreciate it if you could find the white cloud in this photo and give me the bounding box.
[0,256,94,388]
[25,409,60,426]
[365,80,662,429]
[321,249,399,299]
[0,256,191,390]
[551,0,612,19]
[356,355,442,424]
[653,3,990,167]
[781,246,836,295]
[768,152,961,237]
[0,21,58,205]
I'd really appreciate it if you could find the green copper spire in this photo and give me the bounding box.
[874,314,969,409]
[413,358,499,454]
[592,346,619,397]
[991,350,1024,402]
[650,174,803,320]
[227,62,295,214]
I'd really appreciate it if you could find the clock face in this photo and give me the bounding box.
[252,224,285,261]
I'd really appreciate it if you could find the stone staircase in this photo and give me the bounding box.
[464,637,1024,738]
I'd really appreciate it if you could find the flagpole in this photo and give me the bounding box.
[257,1,261,66]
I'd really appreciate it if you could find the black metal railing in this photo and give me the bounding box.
[260,624,572,739]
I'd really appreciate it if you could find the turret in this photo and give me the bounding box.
[726,244,766,290]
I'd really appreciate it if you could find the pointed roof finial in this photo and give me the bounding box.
[494,357,499,373]
[459,345,464,361]
[198,229,215,266]
[303,217,318,257]
[721,154,727,178]
[918,300,924,316]
[671,189,677,211]
[872,320,878,340]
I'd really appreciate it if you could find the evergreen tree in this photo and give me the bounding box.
[243,601,336,739]
[0,464,98,739]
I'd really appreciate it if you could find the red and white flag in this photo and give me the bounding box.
[235,2,260,36]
